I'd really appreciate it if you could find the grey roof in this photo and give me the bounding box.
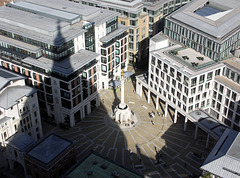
[27,134,72,164]
[201,128,240,177]
[0,6,84,46]
[189,110,226,139]
[0,35,41,53]
[168,0,240,39]
[81,0,144,13]
[215,76,240,93]
[0,85,37,109]
[100,24,129,43]
[109,80,121,87]
[8,1,81,24]
[6,132,35,151]
[23,0,119,26]
[22,49,100,76]
[0,68,25,91]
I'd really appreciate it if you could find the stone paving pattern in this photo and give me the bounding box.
[52,79,215,178]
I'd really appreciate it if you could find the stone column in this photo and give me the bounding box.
[139,83,143,97]
[206,133,210,148]
[147,90,151,103]
[156,95,159,110]
[70,114,75,127]
[174,109,177,123]
[194,125,198,140]
[164,103,168,117]
[184,117,188,131]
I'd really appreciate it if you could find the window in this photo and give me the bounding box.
[191,77,197,87]
[199,75,205,84]
[207,72,213,81]
[191,88,196,94]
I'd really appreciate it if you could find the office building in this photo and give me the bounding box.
[69,0,190,66]
[0,0,129,127]
[0,68,42,170]
[164,0,240,61]
[24,134,75,178]
[136,0,240,132]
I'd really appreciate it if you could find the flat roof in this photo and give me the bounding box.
[24,0,119,26]
[8,1,81,24]
[223,57,240,71]
[22,49,100,76]
[167,0,240,39]
[6,132,35,151]
[0,6,84,46]
[201,128,240,177]
[0,35,41,53]
[100,24,129,43]
[215,76,240,93]
[152,43,224,77]
[27,134,72,164]
[66,152,142,177]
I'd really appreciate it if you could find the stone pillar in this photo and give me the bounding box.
[87,102,91,115]
[147,90,151,103]
[139,83,143,97]
[194,125,198,140]
[70,114,75,127]
[82,106,86,119]
[96,95,100,107]
[156,96,159,110]
[164,103,168,117]
[174,110,177,123]
[184,117,188,131]
[206,133,210,148]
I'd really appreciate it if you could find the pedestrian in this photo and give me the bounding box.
[102,99,104,103]
[184,162,187,167]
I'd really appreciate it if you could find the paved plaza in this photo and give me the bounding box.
[50,78,215,178]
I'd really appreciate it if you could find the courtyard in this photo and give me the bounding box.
[48,77,215,177]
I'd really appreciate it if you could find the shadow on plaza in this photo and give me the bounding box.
[72,75,216,178]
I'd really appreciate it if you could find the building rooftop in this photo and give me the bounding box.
[189,110,226,139]
[22,0,119,26]
[8,1,81,24]
[0,34,41,53]
[152,43,224,77]
[0,85,37,109]
[201,128,240,177]
[66,152,142,178]
[22,49,100,76]
[215,76,240,93]
[100,24,129,43]
[0,0,119,46]
[223,57,240,71]
[0,67,25,91]
[27,134,72,164]
[167,0,240,39]
[6,132,35,151]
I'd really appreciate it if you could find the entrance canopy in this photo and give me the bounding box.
[108,80,121,88]
[124,71,133,78]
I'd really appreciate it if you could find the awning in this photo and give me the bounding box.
[109,80,121,88]
[124,71,133,78]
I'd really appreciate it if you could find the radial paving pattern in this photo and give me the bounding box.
[54,79,214,177]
